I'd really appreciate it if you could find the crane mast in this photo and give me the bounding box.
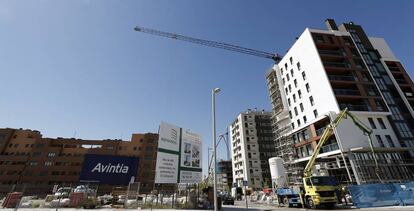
[134,26,282,62]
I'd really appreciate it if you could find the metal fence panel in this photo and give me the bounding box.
[348,183,401,208]
[394,182,414,206]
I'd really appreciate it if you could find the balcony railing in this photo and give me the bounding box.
[321,143,339,153]
[324,61,351,69]
[395,79,406,84]
[333,89,360,96]
[388,66,400,72]
[319,49,345,56]
[339,104,369,111]
[328,75,356,82]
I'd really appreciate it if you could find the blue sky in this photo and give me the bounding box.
[1,0,413,175]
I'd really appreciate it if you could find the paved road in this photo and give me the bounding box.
[1,207,414,210]
[220,199,414,211]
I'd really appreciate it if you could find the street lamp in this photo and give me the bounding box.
[212,88,220,211]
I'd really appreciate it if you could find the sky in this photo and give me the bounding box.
[1,0,414,176]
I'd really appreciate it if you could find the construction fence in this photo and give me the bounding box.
[348,182,414,208]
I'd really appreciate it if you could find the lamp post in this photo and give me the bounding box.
[212,88,220,211]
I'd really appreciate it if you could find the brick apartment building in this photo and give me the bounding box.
[0,127,159,195]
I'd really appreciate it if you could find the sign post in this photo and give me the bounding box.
[243,180,248,209]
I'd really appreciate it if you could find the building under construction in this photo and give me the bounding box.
[266,19,414,185]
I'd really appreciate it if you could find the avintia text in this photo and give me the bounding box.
[91,163,129,173]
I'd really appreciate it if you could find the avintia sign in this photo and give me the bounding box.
[79,154,138,185]
[91,163,129,174]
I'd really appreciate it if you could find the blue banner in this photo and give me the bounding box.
[79,154,139,185]
[349,182,414,208]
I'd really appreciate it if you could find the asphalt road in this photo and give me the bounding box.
[1,206,414,210]
[220,199,414,211]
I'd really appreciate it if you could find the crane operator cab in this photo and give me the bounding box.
[303,176,338,209]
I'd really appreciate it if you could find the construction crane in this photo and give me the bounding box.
[134,26,282,63]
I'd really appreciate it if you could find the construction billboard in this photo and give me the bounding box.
[155,122,202,184]
[79,154,139,185]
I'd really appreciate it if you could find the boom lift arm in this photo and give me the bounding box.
[303,108,382,182]
[134,26,282,62]
[303,108,348,178]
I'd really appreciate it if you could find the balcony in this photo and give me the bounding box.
[324,61,351,69]
[316,127,327,136]
[328,75,355,82]
[321,143,339,153]
[395,78,407,84]
[319,49,345,57]
[387,66,400,72]
[339,104,369,111]
[333,89,360,96]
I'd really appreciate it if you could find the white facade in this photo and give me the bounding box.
[272,28,401,154]
[268,19,414,184]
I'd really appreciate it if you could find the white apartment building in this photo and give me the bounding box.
[230,109,276,189]
[266,19,414,184]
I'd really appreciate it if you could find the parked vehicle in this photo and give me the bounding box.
[222,194,234,205]
[275,187,302,207]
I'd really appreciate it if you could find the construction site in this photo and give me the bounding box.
[1,1,414,210]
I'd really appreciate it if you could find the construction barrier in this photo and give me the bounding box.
[348,182,414,208]
[395,182,414,206]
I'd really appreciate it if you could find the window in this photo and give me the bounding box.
[303,116,307,123]
[302,71,306,80]
[306,83,310,92]
[286,74,290,81]
[290,57,293,65]
[29,161,38,166]
[47,152,56,157]
[293,94,296,103]
[297,62,301,70]
[289,111,292,119]
[385,135,395,147]
[290,69,294,77]
[298,90,302,99]
[285,63,288,69]
[300,103,304,112]
[297,119,301,127]
[383,92,395,104]
[282,78,285,85]
[377,118,386,129]
[44,161,53,166]
[294,79,297,88]
[368,118,377,129]
[285,87,288,94]
[294,107,298,116]
[313,109,318,118]
[288,98,291,106]
[288,85,292,93]
[291,123,295,129]
[375,135,385,147]
[309,96,314,106]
